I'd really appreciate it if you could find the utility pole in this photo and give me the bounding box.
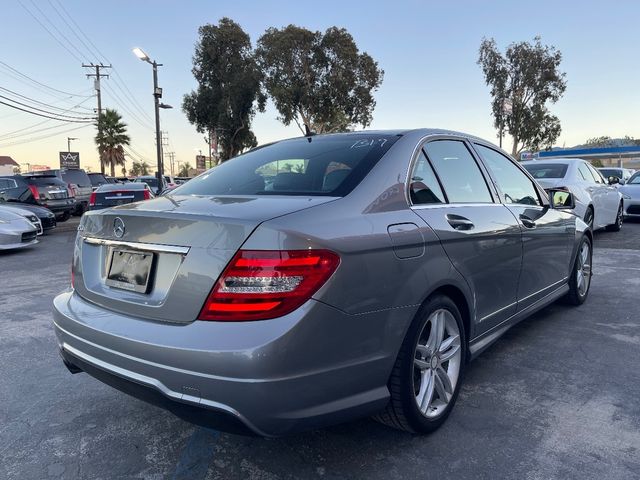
[166,151,176,177]
[83,63,111,174]
[67,137,78,152]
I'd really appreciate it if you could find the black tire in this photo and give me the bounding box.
[374,294,466,433]
[565,235,592,306]
[584,207,594,230]
[605,203,623,232]
[58,211,71,222]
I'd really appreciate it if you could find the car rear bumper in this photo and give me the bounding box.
[42,198,76,214]
[53,291,414,436]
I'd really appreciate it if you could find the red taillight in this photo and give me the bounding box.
[143,189,151,200]
[27,185,40,201]
[67,184,76,197]
[198,249,340,321]
[88,192,96,206]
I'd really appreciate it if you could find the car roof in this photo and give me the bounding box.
[521,158,586,165]
[96,183,148,191]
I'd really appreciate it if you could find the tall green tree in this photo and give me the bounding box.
[478,37,566,156]
[183,18,265,162]
[256,25,384,134]
[95,109,130,176]
[177,162,192,177]
[130,160,150,176]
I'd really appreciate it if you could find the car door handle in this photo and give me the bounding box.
[446,214,475,231]
[519,214,536,229]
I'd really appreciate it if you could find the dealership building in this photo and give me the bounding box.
[522,146,640,169]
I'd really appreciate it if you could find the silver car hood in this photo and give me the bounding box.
[0,207,27,222]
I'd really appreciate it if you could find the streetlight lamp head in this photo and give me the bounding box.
[159,103,173,109]
[132,47,150,62]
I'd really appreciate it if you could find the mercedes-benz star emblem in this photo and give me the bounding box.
[113,217,125,238]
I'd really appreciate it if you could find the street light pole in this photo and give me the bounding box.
[67,137,78,152]
[133,47,172,190]
[152,60,163,184]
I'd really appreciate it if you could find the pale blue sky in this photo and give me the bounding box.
[1,0,638,172]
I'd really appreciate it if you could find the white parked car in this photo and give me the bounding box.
[598,167,635,185]
[0,205,43,235]
[0,208,38,250]
[522,158,623,231]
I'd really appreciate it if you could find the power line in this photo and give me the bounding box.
[17,0,84,63]
[0,96,95,139]
[47,0,154,123]
[0,123,91,148]
[0,62,93,99]
[0,86,94,115]
[0,100,94,123]
[0,95,95,121]
[101,83,155,131]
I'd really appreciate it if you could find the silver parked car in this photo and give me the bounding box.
[54,130,592,436]
[619,171,640,218]
[522,158,623,231]
[0,207,38,250]
[598,167,635,185]
[0,205,43,235]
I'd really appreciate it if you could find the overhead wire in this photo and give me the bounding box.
[0,123,91,148]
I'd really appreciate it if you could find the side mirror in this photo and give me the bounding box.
[549,189,575,209]
[608,176,620,185]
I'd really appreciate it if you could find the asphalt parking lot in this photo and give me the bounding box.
[1,220,639,480]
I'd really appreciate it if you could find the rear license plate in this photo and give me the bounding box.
[106,249,154,293]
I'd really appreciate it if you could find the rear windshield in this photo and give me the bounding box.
[24,176,67,187]
[599,169,621,178]
[173,134,399,197]
[62,169,91,187]
[523,163,568,179]
[88,173,108,186]
[136,178,158,187]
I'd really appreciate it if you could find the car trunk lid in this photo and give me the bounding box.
[73,194,337,323]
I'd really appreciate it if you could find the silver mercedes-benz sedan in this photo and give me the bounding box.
[53,129,592,436]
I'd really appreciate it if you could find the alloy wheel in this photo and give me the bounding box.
[413,309,462,418]
[576,241,592,297]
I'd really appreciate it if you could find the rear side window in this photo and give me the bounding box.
[523,163,568,179]
[0,178,18,189]
[174,134,399,197]
[62,169,91,187]
[577,163,596,184]
[475,145,541,206]
[423,140,492,203]
[409,151,446,204]
[586,164,604,184]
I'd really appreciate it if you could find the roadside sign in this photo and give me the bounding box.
[520,152,539,161]
[60,152,80,169]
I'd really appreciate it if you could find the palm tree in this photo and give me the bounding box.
[95,109,131,176]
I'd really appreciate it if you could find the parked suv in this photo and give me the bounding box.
[29,168,92,215]
[0,175,76,221]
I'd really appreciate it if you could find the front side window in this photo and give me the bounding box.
[423,140,492,203]
[174,134,399,197]
[0,178,18,189]
[409,151,446,204]
[475,144,541,206]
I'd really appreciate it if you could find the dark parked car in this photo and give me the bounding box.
[29,168,92,215]
[88,173,120,190]
[134,175,163,195]
[0,200,56,232]
[55,129,591,437]
[0,175,75,221]
[89,183,154,210]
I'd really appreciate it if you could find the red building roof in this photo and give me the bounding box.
[0,156,19,167]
